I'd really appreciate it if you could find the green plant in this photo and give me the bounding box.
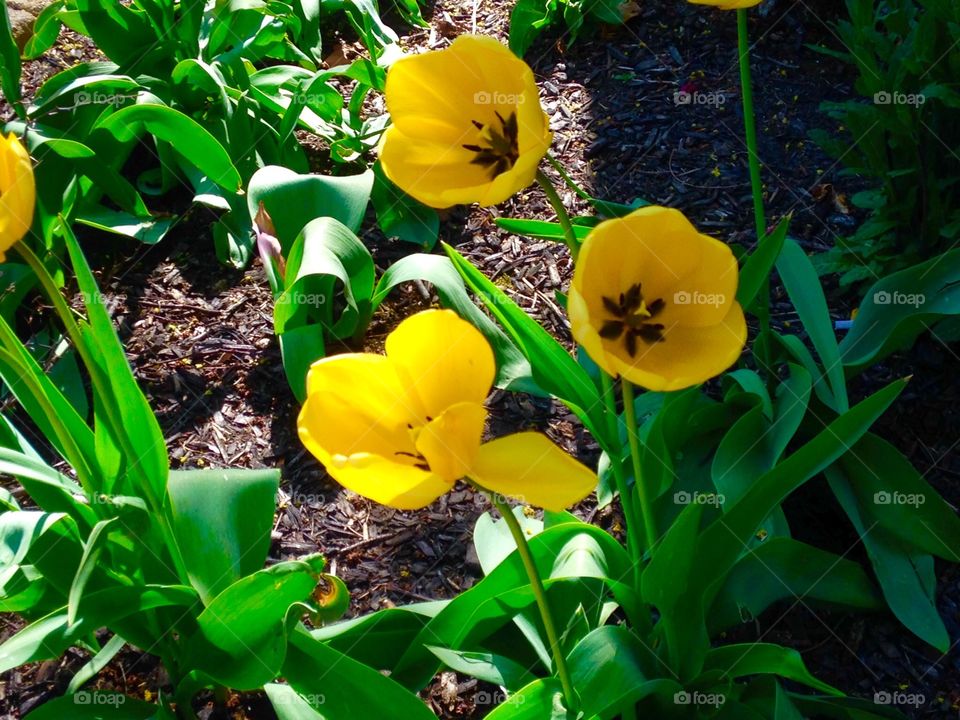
[2,0,419,267]
[0,220,439,719]
[810,0,960,286]
[508,0,631,57]
[246,164,535,400]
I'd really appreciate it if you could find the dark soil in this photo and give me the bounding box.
[1,1,958,718]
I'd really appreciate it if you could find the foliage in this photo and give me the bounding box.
[508,0,631,57]
[1,0,423,267]
[810,0,960,286]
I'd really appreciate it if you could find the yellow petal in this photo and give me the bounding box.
[385,309,495,421]
[380,35,551,208]
[658,233,740,328]
[0,133,35,258]
[471,432,597,512]
[611,302,747,391]
[416,401,486,483]
[319,449,454,510]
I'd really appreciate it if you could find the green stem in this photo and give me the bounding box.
[535,168,580,261]
[484,490,578,712]
[599,372,642,576]
[737,9,770,326]
[620,380,658,552]
[737,9,767,242]
[546,153,593,201]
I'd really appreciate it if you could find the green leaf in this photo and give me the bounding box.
[392,522,636,691]
[0,3,23,116]
[444,244,603,438]
[494,217,594,243]
[310,601,445,672]
[737,216,789,312]
[246,166,373,251]
[702,643,841,695]
[67,518,118,626]
[838,433,960,562]
[95,104,242,191]
[709,537,882,634]
[23,691,157,719]
[168,468,280,605]
[828,464,949,651]
[776,238,848,412]
[371,163,438,249]
[426,646,537,691]
[265,683,325,720]
[186,557,324,689]
[283,630,437,720]
[568,626,681,717]
[840,248,960,370]
[484,678,567,720]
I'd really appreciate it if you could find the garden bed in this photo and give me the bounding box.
[1,1,958,718]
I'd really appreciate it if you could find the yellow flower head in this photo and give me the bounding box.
[687,0,763,8]
[379,35,552,209]
[568,207,746,392]
[0,133,35,260]
[297,310,596,511]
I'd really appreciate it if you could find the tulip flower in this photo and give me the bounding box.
[379,35,552,209]
[568,206,746,392]
[0,133,35,260]
[688,0,762,8]
[298,309,596,511]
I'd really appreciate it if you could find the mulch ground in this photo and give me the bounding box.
[1,1,958,718]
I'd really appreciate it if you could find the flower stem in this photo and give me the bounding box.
[599,372,642,577]
[535,168,579,261]
[620,380,658,552]
[737,10,767,242]
[737,9,770,324]
[485,491,578,712]
[546,153,593,201]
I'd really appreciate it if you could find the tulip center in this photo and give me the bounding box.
[394,420,432,471]
[462,111,520,179]
[599,283,666,357]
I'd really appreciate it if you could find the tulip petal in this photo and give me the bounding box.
[0,133,35,258]
[321,450,454,510]
[416,401,486,483]
[611,302,747,392]
[471,432,597,512]
[386,309,495,420]
[659,233,740,327]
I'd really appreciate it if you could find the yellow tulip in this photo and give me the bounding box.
[0,133,35,260]
[379,35,552,209]
[568,207,746,392]
[687,0,762,8]
[297,309,596,511]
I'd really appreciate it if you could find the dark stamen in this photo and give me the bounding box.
[462,112,521,180]
[600,282,667,354]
